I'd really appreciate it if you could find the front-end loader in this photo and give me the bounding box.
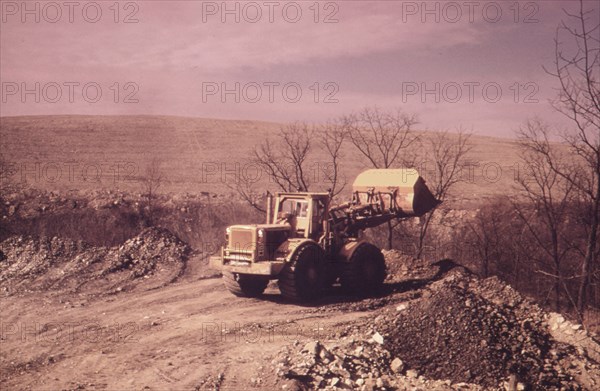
[209,169,439,301]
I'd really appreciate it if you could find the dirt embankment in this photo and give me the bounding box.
[0,227,190,297]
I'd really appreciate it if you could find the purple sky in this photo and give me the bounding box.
[1,0,598,137]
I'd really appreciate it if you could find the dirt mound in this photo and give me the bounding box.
[0,227,190,296]
[382,249,431,282]
[275,337,482,390]
[383,273,570,388]
[276,252,600,390]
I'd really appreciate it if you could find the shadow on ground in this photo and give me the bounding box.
[254,259,472,307]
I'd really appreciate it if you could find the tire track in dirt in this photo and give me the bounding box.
[0,276,370,390]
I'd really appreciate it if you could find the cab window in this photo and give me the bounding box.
[313,199,325,217]
[281,199,308,218]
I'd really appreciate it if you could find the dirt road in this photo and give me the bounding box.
[3,247,600,390]
[0,271,375,391]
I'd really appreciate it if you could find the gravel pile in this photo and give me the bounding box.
[276,252,600,390]
[0,227,189,296]
[103,227,189,279]
[275,336,482,390]
[381,249,431,283]
[381,271,576,389]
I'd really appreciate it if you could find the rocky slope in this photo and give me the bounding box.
[274,251,600,390]
[0,227,190,296]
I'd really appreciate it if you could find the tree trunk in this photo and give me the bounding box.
[416,212,434,259]
[577,189,599,317]
[552,230,561,311]
[555,268,561,312]
[386,221,393,250]
[483,246,489,278]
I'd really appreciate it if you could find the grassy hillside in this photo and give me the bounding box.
[1,115,524,207]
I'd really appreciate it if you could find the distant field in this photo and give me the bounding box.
[1,115,525,207]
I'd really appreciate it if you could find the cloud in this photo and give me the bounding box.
[1,2,485,76]
[124,4,485,73]
[0,0,587,138]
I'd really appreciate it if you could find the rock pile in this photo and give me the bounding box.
[380,271,577,389]
[0,227,189,296]
[104,227,189,279]
[276,253,600,390]
[275,336,481,390]
[381,249,430,283]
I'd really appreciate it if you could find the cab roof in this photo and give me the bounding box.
[275,192,330,198]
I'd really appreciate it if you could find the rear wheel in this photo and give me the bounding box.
[223,272,269,297]
[324,267,339,288]
[278,243,326,301]
[340,243,386,296]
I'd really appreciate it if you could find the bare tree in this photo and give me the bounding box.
[318,120,347,198]
[466,203,506,278]
[342,107,419,249]
[141,158,163,225]
[515,120,576,312]
[225,175,267,213]
[524,0,600,316]
[414,130,472,258]
[343,107,419,168]
[229,121,346,212]
[255,122,314,192]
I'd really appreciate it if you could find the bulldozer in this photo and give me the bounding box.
[209,169,440,301]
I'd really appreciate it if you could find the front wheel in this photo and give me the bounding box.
[278,243,326,301]
[340,243,386,296]
[223,272,269,297]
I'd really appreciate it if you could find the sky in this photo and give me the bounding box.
[1,0,598,138]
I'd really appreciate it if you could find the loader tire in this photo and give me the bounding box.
[340,243,386,296]
[324,266,339,288]
[223,272,269,297]
[278,243,326,302]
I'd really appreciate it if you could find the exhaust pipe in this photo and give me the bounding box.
[266,191,273,224]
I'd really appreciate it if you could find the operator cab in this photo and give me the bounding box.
[274,192,329,240]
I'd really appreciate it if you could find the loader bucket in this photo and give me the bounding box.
[352,169,440,216]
